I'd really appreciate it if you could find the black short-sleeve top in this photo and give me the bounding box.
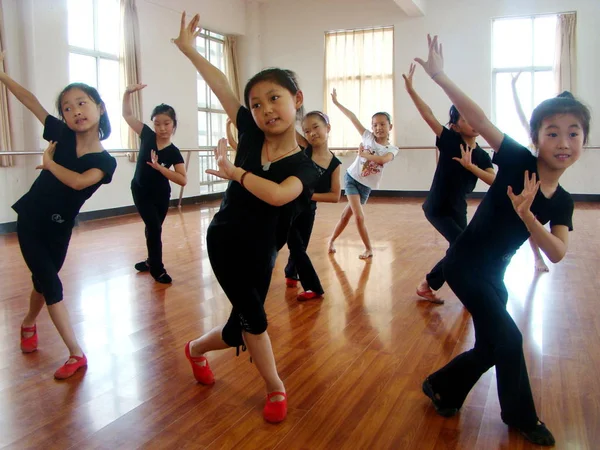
[12,115,117,227]
[304,145,342,210]
[448,135,574,267]
[132,125,184,195]
[423,127,493,215]
[209,107,320,250]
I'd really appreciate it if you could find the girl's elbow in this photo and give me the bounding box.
[549,252,565,264]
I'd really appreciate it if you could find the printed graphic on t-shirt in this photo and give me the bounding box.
[360,147,383,177]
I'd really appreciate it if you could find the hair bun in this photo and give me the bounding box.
[557,91,575,99]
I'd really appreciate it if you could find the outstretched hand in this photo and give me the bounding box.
[402,63,416,90]
[414,34,444,79]
[36,141,57,170]
[330,88,339,105]
[205,138,236,180]
[511,71,522,86]
[452,144,474,170]
[172,12,202,51]
[507,170,540,221]
[125,83,147,94]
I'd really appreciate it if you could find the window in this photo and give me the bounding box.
[196,30,228,193]
[67,0,121,150]
[196,31,228,147]
[492,15,557,145]
[325,27,394,148]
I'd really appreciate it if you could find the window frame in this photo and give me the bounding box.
[67,0,121,148]
[196,29,227,147]
[491,14,557,125]
[324,26,395,149]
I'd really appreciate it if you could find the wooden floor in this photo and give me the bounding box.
[1,197,599,450]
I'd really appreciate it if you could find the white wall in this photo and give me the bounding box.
[0,0,247,224]
[246,0,600,194]
[1,0,599,224]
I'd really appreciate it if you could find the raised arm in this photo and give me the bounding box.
[403,63,444,137]
[173,13,241,125]
[415,35,504,152]
[330,88,367,137]
[511,72,530,134]
[0,51,49,124]
[122,84,146,135]
[226,118,238,151]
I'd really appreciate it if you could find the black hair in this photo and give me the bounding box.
[243,68,304,120]
[530,91,591,145]
[56,83,111,140]
[448,105,461,125]
[372,111,392,124]
[151,103,178,130]
[303,110,330,126]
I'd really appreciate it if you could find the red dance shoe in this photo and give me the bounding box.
[263,391,288,423]
[20,324,38,353]
[285,278,298,288]
[185,341,215,385]
[297,291,324,301]
[54,354,87,380]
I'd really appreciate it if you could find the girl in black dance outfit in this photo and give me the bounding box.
[173,13,319,423]
[403,62,495,304]
[285,111,342,301]
[123,84,187,284]
[415,35,590,446]
[1,53,116,379]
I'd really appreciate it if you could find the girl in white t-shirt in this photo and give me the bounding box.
[327,89,399,259]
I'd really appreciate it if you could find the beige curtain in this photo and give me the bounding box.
[224,35,240,145]
[0,3,13,167]
[324,27,394,148]
[120,0,142,162]
[554,13,577,94]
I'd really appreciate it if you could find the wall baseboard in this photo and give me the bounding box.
[2,190,597,235]
[0,193,224,235]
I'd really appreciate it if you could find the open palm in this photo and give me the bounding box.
[205,138,235,180]
[507,170,540,219]
[173,12,202,51]
[414,34,444,78]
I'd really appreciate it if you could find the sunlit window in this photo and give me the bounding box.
[196,30,228,193]
[325,27,394,148]
[67,0,121,150]
[492,15,557,145]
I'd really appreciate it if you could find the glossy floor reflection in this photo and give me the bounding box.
[0,198,598,449]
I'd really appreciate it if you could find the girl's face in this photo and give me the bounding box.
[371,115,392,141]
[302,116,330,147]
[452,116,479,138]
[153,114,175,140]
[248,80,302,135]
[60,88,102,133]
[536,113,584,170]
